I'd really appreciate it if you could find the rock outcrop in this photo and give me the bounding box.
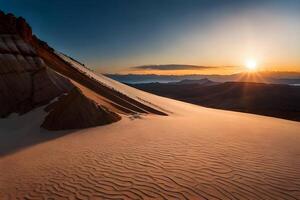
[0,11,32,43]
[42,88,121,130]
[0,33,73,117]
[0,11,166,130]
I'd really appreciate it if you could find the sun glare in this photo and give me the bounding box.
[245,59,257,71]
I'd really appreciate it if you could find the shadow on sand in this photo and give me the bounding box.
[0,107,73,157]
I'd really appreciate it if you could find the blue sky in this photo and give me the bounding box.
[2,0,300,74]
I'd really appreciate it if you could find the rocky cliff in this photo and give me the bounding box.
[0,11,166,130]
[0,13,73,117]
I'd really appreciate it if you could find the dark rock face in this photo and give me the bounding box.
[0,11,71,117]
[0,11,122,130]
[0,33,73,117]
[42,88,121,130]
[0,11,165,130]
[0,11,32,42]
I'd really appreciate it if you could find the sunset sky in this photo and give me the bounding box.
[2,0,300,74]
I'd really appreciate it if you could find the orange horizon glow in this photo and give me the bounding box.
[114,65,300,76]
[92,8,300,75]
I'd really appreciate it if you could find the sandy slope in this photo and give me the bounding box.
[1,12,299,199]
[1,89,300,199]
[55,53,167,116]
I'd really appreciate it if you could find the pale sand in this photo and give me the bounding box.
[1,59,300,199]
[0,96,300,199]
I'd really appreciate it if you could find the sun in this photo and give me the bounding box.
[245,59,257,71]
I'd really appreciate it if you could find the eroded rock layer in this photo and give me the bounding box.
[42,88,121,130]
[0,34,73,117]
[0,11,166,130]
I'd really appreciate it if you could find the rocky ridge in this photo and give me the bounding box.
[0,11,165,130]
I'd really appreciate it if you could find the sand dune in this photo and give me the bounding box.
[0,11,167,131]
[0,11,300,200]
[1,94,300,199]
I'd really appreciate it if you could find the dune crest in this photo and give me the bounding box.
[0,11,166,130]
[0,11,300,200]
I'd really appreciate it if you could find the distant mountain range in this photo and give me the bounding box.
[130,79,300,122]
[106,71,300,85]
[2,10,300,200]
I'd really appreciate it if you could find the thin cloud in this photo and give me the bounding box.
[131,64,217,71]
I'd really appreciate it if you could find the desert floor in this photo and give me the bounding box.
[1,94,300,199]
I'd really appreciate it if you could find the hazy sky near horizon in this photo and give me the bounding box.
[2,0,300,74]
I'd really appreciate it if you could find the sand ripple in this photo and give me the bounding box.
[1,115,300,200]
